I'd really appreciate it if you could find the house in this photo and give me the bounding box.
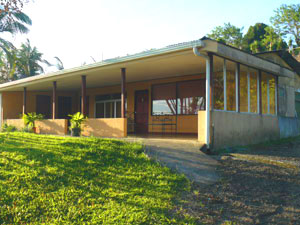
[0,37,299,149]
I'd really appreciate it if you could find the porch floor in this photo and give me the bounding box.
[123,134,219,185]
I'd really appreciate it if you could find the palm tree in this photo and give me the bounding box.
[0,10,32,34]
[16,39,51,78]
[54,56,64,70]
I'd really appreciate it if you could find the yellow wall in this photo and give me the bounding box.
[2,74,205,136]
[2,91,78,120]
[212,111,280,148]
[198,111,206,143]
[87,74,205,134]
[5,119,68,135]
[36,119,68,135]
[4,119,24,129]
[82,118,127,137]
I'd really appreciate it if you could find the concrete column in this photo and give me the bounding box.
[23,87,27,115]
[81,75,87,116]
[121,68,126,118]
[52,81,57,119]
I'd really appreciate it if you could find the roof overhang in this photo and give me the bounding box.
[0,38,295,92]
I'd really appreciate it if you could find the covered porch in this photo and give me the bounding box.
[0,42,207,140]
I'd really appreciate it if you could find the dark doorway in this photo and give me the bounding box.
[36,95,51,119]
[135,90,149,134]
[58,96,72,119]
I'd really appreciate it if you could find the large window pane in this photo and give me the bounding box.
[152,83,177,115]
[261,72,268,114]
[95,103,104,118]
[240,65,248,112]
[105,102,115,118]
[226,60,236,111]
[213,56,224,110]
[249,68,258,113]
[269,74,276,114]
[116,101,121,118]
[177,80,205,114]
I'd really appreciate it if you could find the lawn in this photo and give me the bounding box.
[0,132,194,224]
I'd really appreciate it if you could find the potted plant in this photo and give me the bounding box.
[22,112,44,133]
[69,112,86,137]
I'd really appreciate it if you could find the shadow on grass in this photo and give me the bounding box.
[0,132,190,224]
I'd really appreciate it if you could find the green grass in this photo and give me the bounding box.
[0,132,194,224]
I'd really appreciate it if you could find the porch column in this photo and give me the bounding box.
[81,75,87,116]
[23,87,27,115]
[205,54,213,149]
[52,81,57,119]
[121,68,126,118]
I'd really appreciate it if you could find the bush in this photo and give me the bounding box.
[20,126,33,133]
[1,124,18,132]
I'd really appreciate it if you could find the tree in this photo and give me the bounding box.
[0,0,28,15]
[262,26,287,51]
[0,10,31,34]
[207,23,244,48]
[0,45,18,83]
[54,56,64,70]
[16,39,51,78]
[242,23,268,52]
[271,4,300,46]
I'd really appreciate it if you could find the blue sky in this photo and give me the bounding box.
[5,0,299,71]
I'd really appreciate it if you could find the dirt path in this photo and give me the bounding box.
[175,138,300,224]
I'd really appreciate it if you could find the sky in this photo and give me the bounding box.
[4,0,300,72]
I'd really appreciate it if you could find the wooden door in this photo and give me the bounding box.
[36,95,51,119]
[135,90,149,134]
[58,96,72,119]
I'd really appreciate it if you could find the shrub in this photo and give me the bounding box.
[1,124,18,132]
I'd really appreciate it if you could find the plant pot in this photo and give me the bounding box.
[71,128,81,137]
[32,127,37,134]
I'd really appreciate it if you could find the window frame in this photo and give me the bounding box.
[151,78,206,116]
[94,99,122,118]
[212,53,278,116]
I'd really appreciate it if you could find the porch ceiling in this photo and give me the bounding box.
[2,50,206,92]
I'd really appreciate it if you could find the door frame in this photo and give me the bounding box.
[134,90,149,134]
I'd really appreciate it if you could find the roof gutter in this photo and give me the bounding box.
[193,42,211,150]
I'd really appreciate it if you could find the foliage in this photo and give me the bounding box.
[207,23,244,49]
[22,112,43,128]
[16,39,51,77]
[1,123,17,132]
[271,4,300,46]
[54,56,64,70]
[0,132,193,224]
[242,23,268,52]
[69,112,86,130]
[0,0,28,15]
[0,10,31,34]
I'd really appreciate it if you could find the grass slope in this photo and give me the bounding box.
[0,132,193,224]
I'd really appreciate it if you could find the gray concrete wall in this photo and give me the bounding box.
[278,116,300,138]
[212,111,280,149]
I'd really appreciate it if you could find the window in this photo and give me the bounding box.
[261,72,276,115]
[152,83,177,115]
[213,55,224,110]
[240,65,248,112]
[261,73,269,114]
[177,80,205,114]
[226,60,236,111]
[151,80,206,115]
[249,68,258,113]
[269,75,276,115]
[95,94,122,118]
